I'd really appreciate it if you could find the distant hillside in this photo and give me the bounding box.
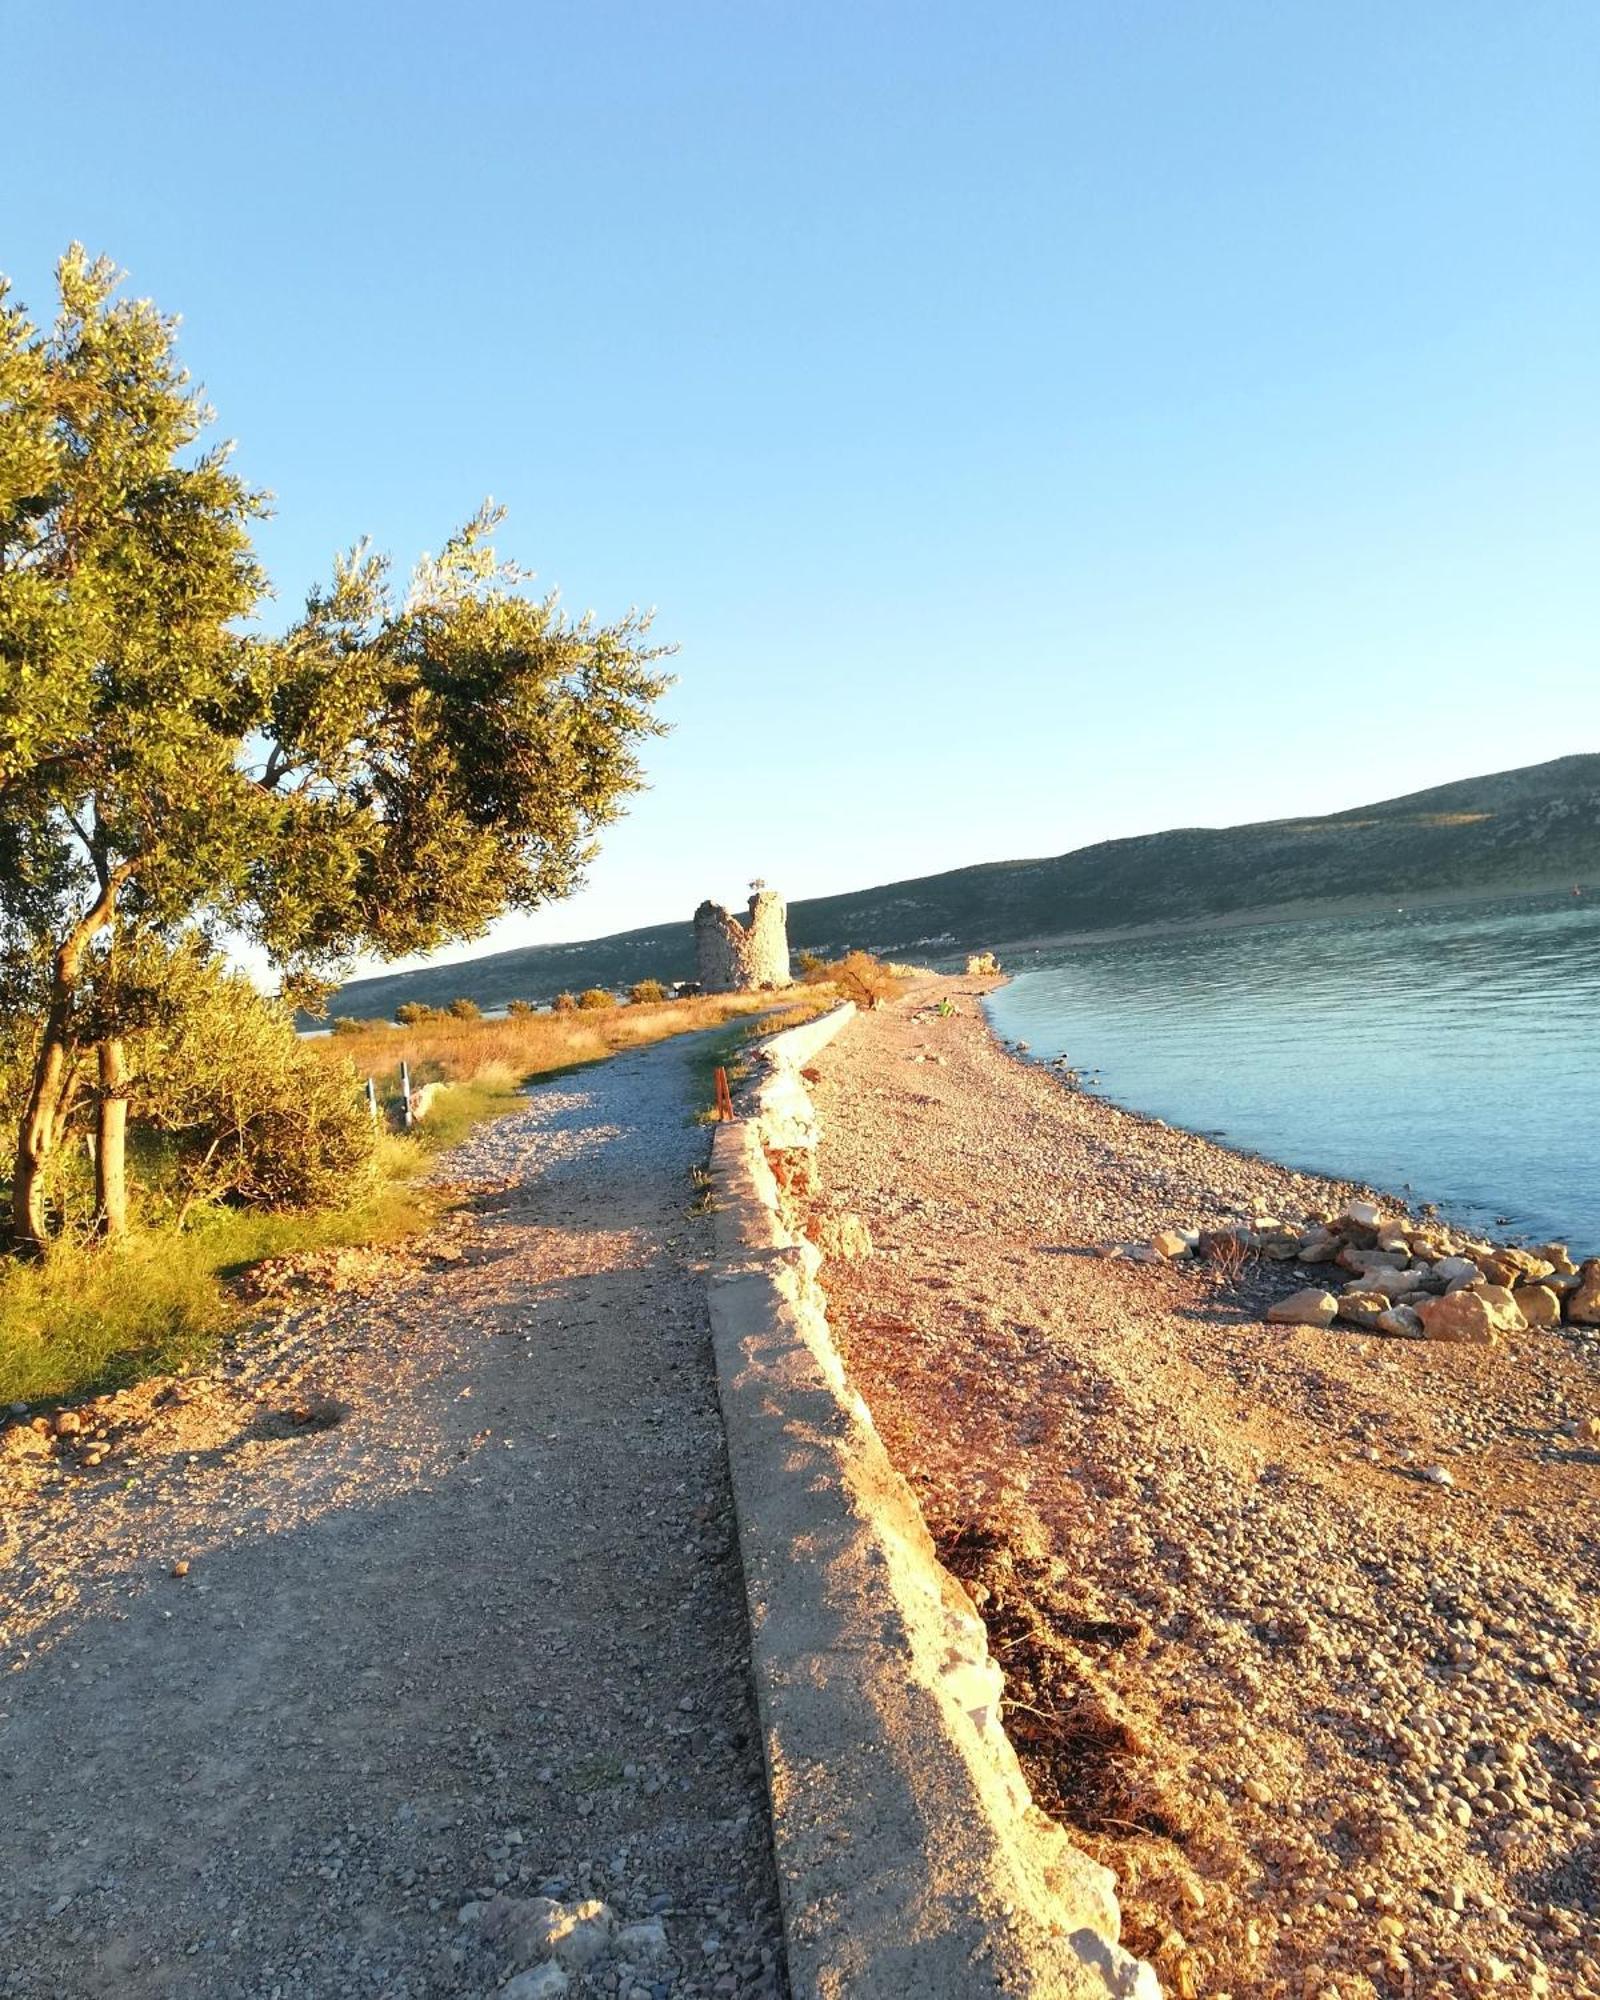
[326,753,1600,1018]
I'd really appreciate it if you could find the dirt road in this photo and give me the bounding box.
[0,1038,785,2000]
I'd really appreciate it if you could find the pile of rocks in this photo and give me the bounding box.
[1134,1199,1600,1345]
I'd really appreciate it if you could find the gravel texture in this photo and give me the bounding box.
[809,976,1600,2000]
[0,1036,785,2000]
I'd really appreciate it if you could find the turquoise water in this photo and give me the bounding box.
[983,895,1600,1252]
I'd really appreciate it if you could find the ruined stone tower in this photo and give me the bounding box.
[694,887,790,993]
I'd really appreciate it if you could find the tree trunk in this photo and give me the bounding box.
[12,1008,72,1255]
[95,1037,129,1239]
[9,868,132,1256]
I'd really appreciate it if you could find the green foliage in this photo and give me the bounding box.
[329,1015,368,1036]
[796,950,826,976]
[628,978,668,1005]
[446,996,481,1019]
[132,952,378,1214]
[395,1000,441,1024]
[0,245,674,1247]
[575,987,614,1011]
[0,1180,427,1407]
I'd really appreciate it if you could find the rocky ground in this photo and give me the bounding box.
[0,1037,786,2000]
[808,976,1600,2000]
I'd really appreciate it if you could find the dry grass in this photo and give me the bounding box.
[320,990,802,1098]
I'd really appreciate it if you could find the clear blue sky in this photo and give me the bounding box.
[6,2,1598,971]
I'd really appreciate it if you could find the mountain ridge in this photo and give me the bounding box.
[326,752,1600,1017]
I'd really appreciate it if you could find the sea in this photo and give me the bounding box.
[982,893,1600,1253]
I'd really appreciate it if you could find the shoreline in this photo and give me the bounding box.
[806,974,1600,1996]
[983,1012,1565,1261]
[973,926,1592,1257]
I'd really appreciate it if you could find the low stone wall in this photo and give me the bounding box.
[705,1005,1160,1998]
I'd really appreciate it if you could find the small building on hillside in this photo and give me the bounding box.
[694,885,790,992]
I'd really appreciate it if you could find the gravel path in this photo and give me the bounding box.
[0,1037,786,2000]
[810,977,1600,2000]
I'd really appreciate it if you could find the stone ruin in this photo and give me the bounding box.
[694,886,790,993]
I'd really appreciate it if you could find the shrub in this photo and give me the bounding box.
[802,950,901,1009]
[796,950,826,976]
[551,992,578,1013]
[506,999,537,1018]
[447,996,482,1020]
[138,956,379,1215]
[629,979,669,1005]
[329,1016,368,1036]
[395,1001,441,1025]
[576,988,615,1011]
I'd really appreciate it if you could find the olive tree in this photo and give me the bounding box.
[0,248,671,1249]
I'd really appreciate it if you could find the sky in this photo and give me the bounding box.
[5,1,1598,974]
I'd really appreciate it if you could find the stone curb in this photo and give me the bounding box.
[705,1006,1160,1999]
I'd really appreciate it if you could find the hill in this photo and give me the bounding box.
[326,753,1600,1018]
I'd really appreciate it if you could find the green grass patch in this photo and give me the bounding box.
[0,1177,433,1408]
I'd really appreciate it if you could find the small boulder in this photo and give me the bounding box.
[1375,1303,1425,1338]
[1267,1289,1338,1327]
[508,1898,615,1972]
[1336,1290,1391,1330]
[1339,1198,1384,1234]
[1567,1259,1600,1326]
[1416,1291,1502,1346]
[1433,1255,1482,1285]
[1150,1229,1193,1261]
[1257,1223,1303,1262]
[1481,1248,1554,1287]
[1358,1267,1428,1300]
[1513,1284,1562,1329]
[615,1919,669,1961]
[1337,1243,1408,1276]
[1474,1284,1528,1335]
[1536,1242,1577,1275]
